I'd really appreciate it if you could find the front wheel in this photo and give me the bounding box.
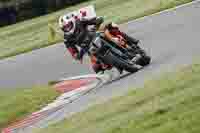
[136,55,151,66]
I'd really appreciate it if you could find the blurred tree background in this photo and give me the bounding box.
[0,0,90,27]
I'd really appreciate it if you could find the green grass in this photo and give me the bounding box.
[0,86,59,130]
[35,62,200,133]
[0,0,192,59]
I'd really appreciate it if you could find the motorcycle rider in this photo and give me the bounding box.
[59,11,141,74]
[59,12,106,73]
[103,22,141,53]
[102,22,142,72]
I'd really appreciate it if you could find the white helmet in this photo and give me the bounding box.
[59,12,78,34]
[111,22,119,28]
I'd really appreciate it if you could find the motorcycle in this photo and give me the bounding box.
[63,5,150,73]
[88,31,151,73]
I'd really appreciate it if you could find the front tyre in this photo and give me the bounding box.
[136,55,151,66]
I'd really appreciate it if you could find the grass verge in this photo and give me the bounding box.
[0,86,59,130]
[0,0,192,59]
[35,62,200,133]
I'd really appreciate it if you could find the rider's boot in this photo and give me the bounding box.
[131,54,142,63]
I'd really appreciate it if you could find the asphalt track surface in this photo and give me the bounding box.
[1,0,200,132]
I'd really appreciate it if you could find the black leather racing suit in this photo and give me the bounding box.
[64,17,103,60]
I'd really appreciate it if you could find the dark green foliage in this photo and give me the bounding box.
[0,0,90,27]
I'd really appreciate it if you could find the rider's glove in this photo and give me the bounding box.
[117,36,126,46]
[112,37,126,46]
